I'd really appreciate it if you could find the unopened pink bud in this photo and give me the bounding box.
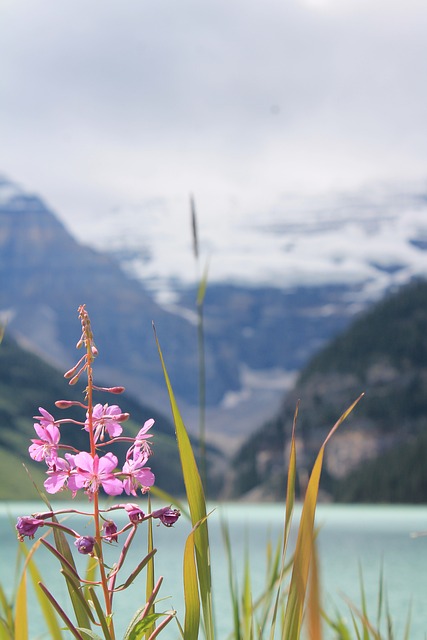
[55,400,75,409]
[93,385,125,394]
[64,355,85,379]
[69,373,80,385]
[91,346,98,356]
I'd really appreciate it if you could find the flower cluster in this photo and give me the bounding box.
[18,399,180,546]
[15,302,180,640]
[29,404,156,499]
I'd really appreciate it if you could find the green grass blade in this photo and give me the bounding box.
[87,588,113,640]
[14,569,28,640]
[221,519,241,640]
[403,601,412,640]
[183,523,200,640]
[0,617,12,640]
[358,564,369,640]
[242,550,254,640]
[25,552,63,639]
[269,404,298,639]
[282,395,363,639]
[284,403,298,555]
[376,562,384,633]
[282,445,323,638]
[0,581,14,637]
[154,326,214,640]
[307,537,322,640]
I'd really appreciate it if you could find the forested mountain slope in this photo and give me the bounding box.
[229,279,427,503]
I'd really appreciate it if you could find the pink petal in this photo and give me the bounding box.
[44,473,67,494]
[74,451,95,473]
[137,419,154,438]
[135,468,155,487]
[101,477,123,496]
[106,422,123,438]
[98,452,118,475]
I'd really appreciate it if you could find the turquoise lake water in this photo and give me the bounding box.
[2,502,427,638]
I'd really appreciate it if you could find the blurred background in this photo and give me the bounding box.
[2,0,427,501]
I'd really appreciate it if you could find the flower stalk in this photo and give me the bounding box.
[16,305,180,639]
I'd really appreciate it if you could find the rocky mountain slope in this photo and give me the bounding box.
[229,279,427,502]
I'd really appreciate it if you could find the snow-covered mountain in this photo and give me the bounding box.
[62,183,427,308]
[3,174,427,449]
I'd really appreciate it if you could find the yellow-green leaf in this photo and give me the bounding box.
[14,569,28,640]
[154,326,214,640]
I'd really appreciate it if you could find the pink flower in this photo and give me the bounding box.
[16,516,45,541]
[102,520,118,543]
[126,419,154,461]
[29,421,60,465]
[151,507,181,527]
[73,451,123,496]
[122,503,145,523]
[85,404,129,443]
[75,536,95,555]
[44,454,78,495]
[33,407,56,428]
[122,454,155,496]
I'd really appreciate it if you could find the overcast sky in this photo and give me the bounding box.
[1,0,427,232]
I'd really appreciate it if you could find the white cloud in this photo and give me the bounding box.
[1,0,427,228]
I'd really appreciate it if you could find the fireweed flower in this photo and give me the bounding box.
[126,419,154,461]
[75,536,96,555]
[16,516,45,541]
[73,451,123,496]
[122,453,155,496]
[34,407,56,428]
[103,520,118,543]
[123,503,145,524]
[152,507,181,527]
[85,403,129,442]
[29,421,60,464]
[44,453,78,495]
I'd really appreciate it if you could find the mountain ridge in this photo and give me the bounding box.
[228,278,427,502]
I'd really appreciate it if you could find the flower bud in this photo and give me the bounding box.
[123,503,145,524]
[103,520,118,543]
[16,516,45,541]
[74,536,96,555]
[151,507,181,527]
[55,400,75,409]
[93,385,125,394]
